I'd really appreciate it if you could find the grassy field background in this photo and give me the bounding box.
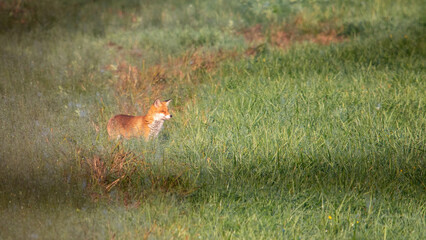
[0,0,425,239]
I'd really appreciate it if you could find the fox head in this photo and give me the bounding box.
[149,99,172,121]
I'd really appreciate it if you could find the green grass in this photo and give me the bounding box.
[0,0,425,239]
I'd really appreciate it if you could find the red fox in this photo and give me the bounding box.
[107,99,172,140]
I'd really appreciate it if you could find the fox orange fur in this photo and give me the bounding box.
[107,99,172,140]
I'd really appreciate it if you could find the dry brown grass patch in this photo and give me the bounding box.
[240,17,345,52]
[241,24,265,45]
[85,151,139,195]
[106,49,237,113]
[78,142,197,203]
[270,28,344,49]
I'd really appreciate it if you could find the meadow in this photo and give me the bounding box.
[0,0,425,239]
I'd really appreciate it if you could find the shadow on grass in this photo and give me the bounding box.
[0,137,424,209]
[204,153,425,198]
[0,0,141,34]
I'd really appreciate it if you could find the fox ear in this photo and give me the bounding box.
[154,99,161,108]
[165,99,171,106]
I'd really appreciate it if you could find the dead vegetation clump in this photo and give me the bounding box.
[241,24,266,44]
[240,17,345,54]
[270,28,344,49]
[84,149,140,201]
[78,143,196,205]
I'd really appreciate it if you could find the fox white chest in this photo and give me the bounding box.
[148,119,164,138]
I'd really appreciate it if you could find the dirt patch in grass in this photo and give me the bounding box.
[241,18,345,54]
[241,24,266,44]
[270,28,344,48]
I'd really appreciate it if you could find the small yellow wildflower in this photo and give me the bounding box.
[356,221,359,224]
[328,215,332,220]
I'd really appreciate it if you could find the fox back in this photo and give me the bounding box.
[107,99,172,140]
